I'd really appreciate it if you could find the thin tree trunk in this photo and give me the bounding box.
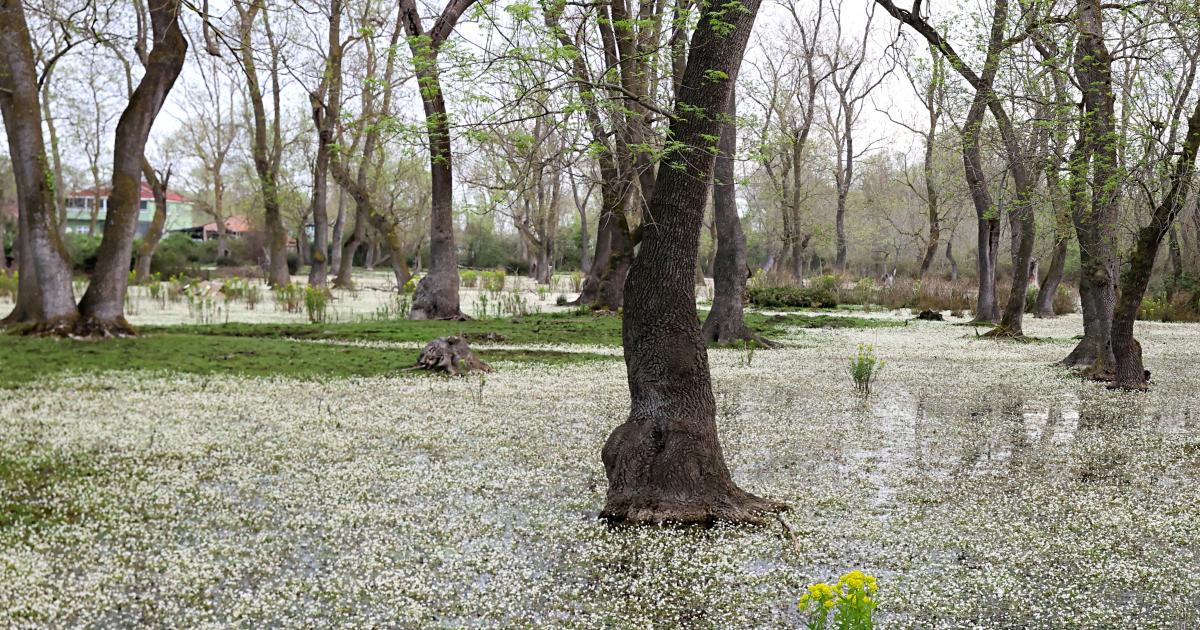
[236,1,289,288]
[945,240,958,281]
[41,90,66,233]
[77,0,187,336]
[602,0,784,525]
[0,0,78,330]
[307,0,342,288]
[330,185,347,276]
[134,158,171,281]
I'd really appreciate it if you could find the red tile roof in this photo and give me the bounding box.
[66,182,192,204]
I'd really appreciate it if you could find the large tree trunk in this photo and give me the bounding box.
[1063,0,1120,374]
[702,80,768,346]
[77,0,187,337]
[134,159,171,282]
[0,0,78,331]
[602,0,784,525]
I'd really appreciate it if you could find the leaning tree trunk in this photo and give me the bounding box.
[78,0,187,337]
[1111,89,1200,388]
[702,79,769,346]
[945,241,958,281]
[134,158,171,282]
[0,0,78,331]
[602,0,784,525]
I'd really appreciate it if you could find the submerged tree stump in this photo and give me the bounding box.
[412,336,491,376]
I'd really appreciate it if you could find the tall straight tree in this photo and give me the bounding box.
[0,0,77,331]
[601,0,784,524]
[306,0,343,288]
[76,0,187,336]
[703,74,770,346]
[233,0,290,287]
[398,0,477,320]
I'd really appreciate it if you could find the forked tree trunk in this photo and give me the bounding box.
[945,241,958,281]
[1034,236,1068,317]
[703,79,769,346]
[134,158,171,282]
[77,0,187,337]
[602,0,784,525]
[0,0,78,331]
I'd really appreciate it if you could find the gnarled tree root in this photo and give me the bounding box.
[71,317,138,339]
[704,326,778,349]
[408,336,491,376]
[5,316,80,337]
[980,326,1027,341]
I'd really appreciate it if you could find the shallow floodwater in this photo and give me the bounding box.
[1,311,1198,628]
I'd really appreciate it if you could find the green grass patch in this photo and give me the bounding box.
[0,312,895,386]
[0,333,612,387]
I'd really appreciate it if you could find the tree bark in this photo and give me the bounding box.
[329,184,347,277]
[602,0,784,525]
[399,0,475,320]
[702,79,769,346]
[1063,0,1120,373]
[306,0,342,288]
[77,0,187,336]
[236,1,290,288]
[0,0,78,331]
[134,158,171,281]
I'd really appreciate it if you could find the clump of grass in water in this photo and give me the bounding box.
[0,270,17,301]
[274,283,304,314]
[848,343,884,397]
[798,570,878,630]
[305,285,329,323]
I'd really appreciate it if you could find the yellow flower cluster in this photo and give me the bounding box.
[838,570,879,595]
[799,582,839,610]
[798,570,879,621]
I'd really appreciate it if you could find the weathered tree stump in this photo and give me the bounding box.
[915,309,944,321]
[412,336,491,375]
